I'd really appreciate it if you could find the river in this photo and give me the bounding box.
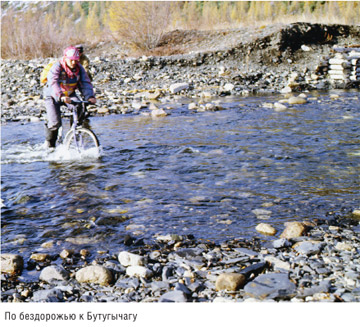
[1,90,359,258]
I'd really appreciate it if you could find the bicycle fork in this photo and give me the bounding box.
[71,108,82,153]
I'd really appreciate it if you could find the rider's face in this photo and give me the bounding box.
[65,58,78,69]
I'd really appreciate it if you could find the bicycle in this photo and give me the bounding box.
[62,99,100,154]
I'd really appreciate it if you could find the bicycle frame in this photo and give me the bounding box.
[69,99,89,153]
[62,98,100,155]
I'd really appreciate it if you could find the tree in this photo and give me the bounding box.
[86,2,102,39]
[107,2,172,51]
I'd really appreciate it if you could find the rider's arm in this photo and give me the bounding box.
[78,65,96,102]
[47,62,65,102]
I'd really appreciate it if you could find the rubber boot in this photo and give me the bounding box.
[45,126,58,148]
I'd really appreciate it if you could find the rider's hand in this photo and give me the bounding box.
[88,97,96,104]
[61,96,71,104]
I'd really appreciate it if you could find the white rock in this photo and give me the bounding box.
[126,266,153,278]
[256,223,277,236]
[262,103,273,109]
[188,102,198,110]
[301,45,311,51]
[252,208,272,219]
[288,96,307,105]
[280,86,292,94]
[169,82,189,94]
[131,101,145,110]
[75,265,113,285]
[201,91,212,98]
[151,108,167,118]
[205,103,216,111]
[265,256,290,270]
[224,83,235,91]
[274,102,288,112]
[335,242,353,251]
[40,265,69,282]
[118,251,145,267]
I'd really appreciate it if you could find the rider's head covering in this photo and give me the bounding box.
[63,46,80,61]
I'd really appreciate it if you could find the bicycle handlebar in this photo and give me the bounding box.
[71,99,90,105]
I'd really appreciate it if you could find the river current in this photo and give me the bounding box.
[2,91,360,258]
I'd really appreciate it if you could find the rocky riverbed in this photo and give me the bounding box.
[2,212,360,303]
[1,22,360,123]
[2,22,360,303]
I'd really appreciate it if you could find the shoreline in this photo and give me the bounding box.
[2,212,360,303]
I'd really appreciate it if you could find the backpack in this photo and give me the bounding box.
[40,61,56,85]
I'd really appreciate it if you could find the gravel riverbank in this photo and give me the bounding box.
[1,22,360,123]
[2,213,360,303]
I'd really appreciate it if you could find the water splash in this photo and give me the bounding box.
[1,142,101,164]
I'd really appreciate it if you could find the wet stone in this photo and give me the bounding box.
[280,222,306,239]
[32,288,64,302]
[39,265,70,283]
[1,253,24,275]
[159,290,188,302]
[293,241,324,256]
[273,238,292,249]
[297,280,331,298]
[233,248,259,257]
[244,273,296,300]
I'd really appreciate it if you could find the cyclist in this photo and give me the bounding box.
[43,46,96,148]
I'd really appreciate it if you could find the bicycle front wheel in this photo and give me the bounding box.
[64,127,100,153]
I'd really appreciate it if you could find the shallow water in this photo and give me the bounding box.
[1,91,360,258]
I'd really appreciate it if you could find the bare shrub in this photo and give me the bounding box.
[108,2,173,52]
[1,9,86,59]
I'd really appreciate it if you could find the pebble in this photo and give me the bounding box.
[169,82,189,94]
[293,241,324,255]
[335,242,353,251]
[32,288,64,302]
[256,223,277,236]
[30,253,50,262]
[280,221,306,239]
[274,102,288,111]
[39,265,70,283]
[1,253,24,274]
[159,290,188,302]
[126,266,153,279]
[215,273,246,291]
[288,96,307,104]
[118,251,145,267]
[75,265,113,285]
[244,273,296,300]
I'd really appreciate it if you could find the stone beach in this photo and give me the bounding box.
[1,22,360,303]
[2,214,360,303]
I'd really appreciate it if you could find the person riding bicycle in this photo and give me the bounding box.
[43,46,96,148]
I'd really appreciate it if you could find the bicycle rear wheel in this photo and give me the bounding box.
[64,127,99,153]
